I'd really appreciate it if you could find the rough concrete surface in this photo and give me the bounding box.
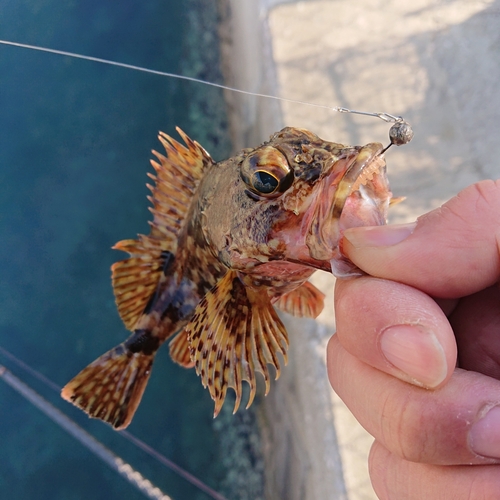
[221,1,500,499]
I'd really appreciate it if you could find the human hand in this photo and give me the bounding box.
[327,180,500,499]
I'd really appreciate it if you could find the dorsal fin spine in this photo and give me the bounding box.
[149,158,196,192]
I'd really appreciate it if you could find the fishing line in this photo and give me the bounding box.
[0,346,228,500]
[0,39,405,124]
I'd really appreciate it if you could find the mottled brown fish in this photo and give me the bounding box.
[61,126,395,429]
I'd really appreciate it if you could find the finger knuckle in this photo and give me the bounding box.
[379,389,436,462]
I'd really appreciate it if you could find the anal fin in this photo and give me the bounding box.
[185,271,289,417]
[273,281,325,318]
[61,345,154,429]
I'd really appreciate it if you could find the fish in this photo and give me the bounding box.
[61,126,395,429]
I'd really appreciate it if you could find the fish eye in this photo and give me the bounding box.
[252,170,279,194]
[240,147,293,198]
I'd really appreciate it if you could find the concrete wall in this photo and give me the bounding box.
[217,0,284,151]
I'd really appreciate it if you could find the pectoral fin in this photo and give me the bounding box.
[111,238,173,330]
[185,271,289,417]
[389,195,406,206]
[273,281,325,318]
[169,330,195,368]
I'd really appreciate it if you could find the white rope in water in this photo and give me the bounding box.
[0,365,172,500]
[0,346,228,500]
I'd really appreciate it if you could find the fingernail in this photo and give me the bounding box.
[344,222,416,248]
[470,406,500,459]
[380,325,447,388]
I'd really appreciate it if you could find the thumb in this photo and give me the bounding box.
[342,180,500,298]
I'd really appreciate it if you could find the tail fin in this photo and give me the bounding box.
[61,345,154,429]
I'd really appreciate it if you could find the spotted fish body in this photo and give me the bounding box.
[61,126,393,429]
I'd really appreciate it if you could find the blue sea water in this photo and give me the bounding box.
[0,1,263,499]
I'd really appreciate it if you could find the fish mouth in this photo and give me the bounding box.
[305,142,391,273]
[331,143,386,221]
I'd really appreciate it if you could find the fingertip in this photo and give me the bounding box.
[334,276,457,389]
[340,222,419,282]
[380,324,448,389]
[343,222,416,249]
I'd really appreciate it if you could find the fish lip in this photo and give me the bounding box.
[305,143,385,262]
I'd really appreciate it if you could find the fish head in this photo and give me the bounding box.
[203,127,392,277]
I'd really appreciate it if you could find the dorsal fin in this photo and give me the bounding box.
[273,281,325,318]
[111,128,213,330]
[147,127,214,244]
[185,271,289,417]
